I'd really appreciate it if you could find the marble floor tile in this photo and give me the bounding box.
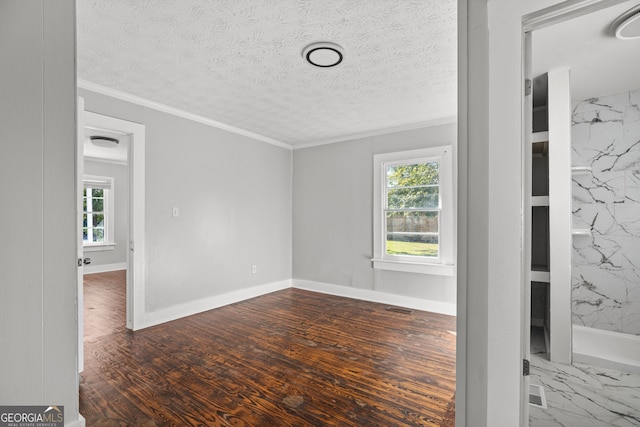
[529,333,640,426]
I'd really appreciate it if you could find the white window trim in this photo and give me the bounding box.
[83,243,116,252]
[372,146,455,276]
[83,174,115,250]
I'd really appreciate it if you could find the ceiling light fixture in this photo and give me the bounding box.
[90,135,119,148]
[302,42,344,68]
[613,7,640,40]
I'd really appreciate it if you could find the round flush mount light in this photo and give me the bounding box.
[90,135,119,148]
[613,7,640,40]
[302,42,344,68]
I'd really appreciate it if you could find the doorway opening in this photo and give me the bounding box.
[523,0,640,424]
[78,109,146,372]
[82,126,130,340]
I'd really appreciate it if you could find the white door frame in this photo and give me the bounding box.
[77,98,85,373]
[81,111,146,331]
[521,31,533,426]
[520,0,627,422]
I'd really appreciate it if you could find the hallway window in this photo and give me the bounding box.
[83,175,115,247]
[373,146,455,275]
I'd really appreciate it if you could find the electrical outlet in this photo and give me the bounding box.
[251,265,257,274]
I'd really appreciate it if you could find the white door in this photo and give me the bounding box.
[77,97,85,373]
[547,67,573,364]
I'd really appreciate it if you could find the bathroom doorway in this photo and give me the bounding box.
[523,1,640,424]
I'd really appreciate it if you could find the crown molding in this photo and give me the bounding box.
[77,79,292,150]
[291,116,458,150]
[79,79,457,152]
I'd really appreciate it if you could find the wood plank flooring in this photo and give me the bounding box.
[80,274,456,426]
[83,270,127,341]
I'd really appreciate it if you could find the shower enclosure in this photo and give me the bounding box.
[571,87,640,373]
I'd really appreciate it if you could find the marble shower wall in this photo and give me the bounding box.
[572,89,640,335]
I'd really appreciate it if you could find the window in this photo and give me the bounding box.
[83,175,115,249]
[373,146,455,275]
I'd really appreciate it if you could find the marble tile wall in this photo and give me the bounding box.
[572,89,640,335]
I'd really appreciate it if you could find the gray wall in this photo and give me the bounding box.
[79,89,292,313]
[0,0,80,424]
[292,124,456,304]
[83,159,129,268]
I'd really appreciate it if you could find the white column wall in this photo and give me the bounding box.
[462,0,568,425]
[0,1,81,425]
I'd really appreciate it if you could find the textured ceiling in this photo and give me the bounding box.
[77,0,457,147]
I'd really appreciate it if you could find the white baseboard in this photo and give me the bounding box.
[136,280,292,330]
[292,279,456,316]
[132,278,456,331]
[66,414,85,427]
[573,325,640,373]
[83,262,127,274]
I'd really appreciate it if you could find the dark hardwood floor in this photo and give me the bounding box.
[80,273,456,426]
[83,270,127,341]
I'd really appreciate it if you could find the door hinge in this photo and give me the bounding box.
[523,359,530,376]
[525,79,532,96]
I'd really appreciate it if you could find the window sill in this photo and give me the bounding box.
[83,243,116,252]
[372,259,455,276]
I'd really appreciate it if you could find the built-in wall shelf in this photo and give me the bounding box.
[532,196,550,206]
[531,270,551,283]
[571,166,592,175]
[572,228,591,236]
[531,131,549,143]
[528,69,573,364]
